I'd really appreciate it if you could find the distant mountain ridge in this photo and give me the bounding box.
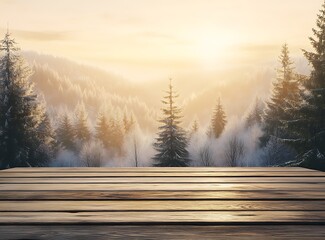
[23,51,308,132]
[23,51,159,131]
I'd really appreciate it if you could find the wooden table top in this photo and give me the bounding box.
[0,167,324,239]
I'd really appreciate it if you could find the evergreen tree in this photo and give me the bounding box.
[0,31,53,168]
[191,120,199,134]
[261,136,296,166]
[35,114,57,162]
[56,114,75,151]
[246,97,263,128]
[153,80,190,167]
[208,97,227,138]
[189,119,199,139]
[74,104,91,144]
[96,114,124,155]
[109,118,124,155]
[261,44,301,146]
[123,113,135,134]
[285,2,325,170]
[95,111,110,148]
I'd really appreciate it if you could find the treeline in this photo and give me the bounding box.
[55,105,136,166]
[0,30,279,168]
[152,2,325,170]
[30,58,157,132]
[153,35,324,170]
[1,1,325,170]
[0,32,137,168]
[0,33,55,168]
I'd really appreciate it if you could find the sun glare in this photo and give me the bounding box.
[194,33,228,70]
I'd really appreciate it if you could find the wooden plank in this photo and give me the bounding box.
[0,167,323,239]
[2,177,325,184]
[1,225,325,240]
[1,211,325,224]
[2,167,315,172]
[0,200,324,212]
[1,171,324,177]
[1,183,324,191]
[1,190,324,200]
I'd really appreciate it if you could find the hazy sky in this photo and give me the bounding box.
[0,0,323,81]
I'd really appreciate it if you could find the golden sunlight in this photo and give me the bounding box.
[193,31,230,70]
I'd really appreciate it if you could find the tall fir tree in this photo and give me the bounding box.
[35,114,57,162]
[74,104,91,145]
[261,44,301,146]
[208,97,227,138]
[153,80,190,167]
[95,111,110,148]
[0,31,53,168]
[285,2,325,169]
[56,114,75,151]
[109,118,124,156]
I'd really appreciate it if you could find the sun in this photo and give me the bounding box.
[193,32,228,70]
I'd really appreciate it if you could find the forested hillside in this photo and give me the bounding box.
[1,2,325,170]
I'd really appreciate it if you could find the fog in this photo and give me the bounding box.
[21,51,308,167]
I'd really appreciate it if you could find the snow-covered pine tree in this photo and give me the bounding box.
[260,44,301,146]
[56,114,75,151]
[153,79,190,167]
[208,97,227,138]
[95,111,110,148]
[246,97,263,128]
[0,31,54,168]
[74,103,91,145]
[285,2,325,170]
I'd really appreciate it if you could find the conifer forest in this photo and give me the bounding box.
[1,1,325,171]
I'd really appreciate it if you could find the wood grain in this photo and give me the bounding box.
[1,171,324,177]
[0,200,324,212]
[0,167,324,239]
[1,190,325,200]
[2,167,316,172]
[1,182,324,191]
[1,225,325,240]
[1,211,325,224]
[1,177,325,183]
